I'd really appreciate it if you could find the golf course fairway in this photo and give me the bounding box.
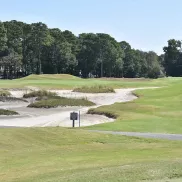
[1,75,182,181]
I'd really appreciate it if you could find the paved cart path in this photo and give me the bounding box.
[88,130,182,141]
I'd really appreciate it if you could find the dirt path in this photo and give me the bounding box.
[0,87,158,127]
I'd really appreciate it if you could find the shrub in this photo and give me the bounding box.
[28,96,95,108]
[88,108,118,119]
[35,95,61,101]
[23,90,57,98]
[0,90,11,97]
[0,109,19,115]
[73,85,115,93]
[0,97,28,102]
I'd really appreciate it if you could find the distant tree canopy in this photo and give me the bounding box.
[0,20,178,79]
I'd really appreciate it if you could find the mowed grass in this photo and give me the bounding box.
[1,128,182,182]
[1,76,182,182]
[0,74,173,89]
[73,85,115,93]
[0,109,18,115]
[87,81,182,134]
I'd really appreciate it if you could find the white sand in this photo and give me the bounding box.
[0,87,158,127]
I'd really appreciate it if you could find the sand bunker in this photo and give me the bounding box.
[0,87,158,127]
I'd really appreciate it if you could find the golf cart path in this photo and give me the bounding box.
[0,87,158,128]
[88,130,182,141]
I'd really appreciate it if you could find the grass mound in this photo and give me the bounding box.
[23,90,57,98]
[0,90,11,97]
[0,97,28,102]
[21,74,81,80]
[0,109,19,115]
[0,74,173,90]
[73,85,115,93]
[35,95,61,101]
[28,96,95,108]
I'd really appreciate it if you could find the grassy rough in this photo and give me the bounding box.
[88,108,118,119]
[23,90,57,98]
[28,96,95,108]
[0,96,28,102]
[86,82,182,134]
[1,128,182,182]
[73,85,115,93]
[35,95,61,101]
[0,109,19,115]
[0,90,11,97]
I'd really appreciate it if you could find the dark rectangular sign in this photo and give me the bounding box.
[70,112,78,120]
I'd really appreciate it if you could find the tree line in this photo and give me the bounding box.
[0,20,180,79]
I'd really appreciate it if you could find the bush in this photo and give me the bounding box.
[0,109,19,115]
[28,96,95,108]
[88,108,118,119]
[73,85,115,93]
[0,97,28,102]
[23,90,57,98]
[0,90,11,97]
[35,95,61,101]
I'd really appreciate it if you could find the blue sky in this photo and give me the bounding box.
[1,0,182,54]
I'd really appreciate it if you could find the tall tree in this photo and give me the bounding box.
[97,33,124,77]
[4,20,23,56]
[0,20,165,79]
[163,39,181,76]
[42,29,77,74]
[120,42,137,78]
[62,30,78,56]
[0,21,8,56]
[30,22,53,74]
[77,33,99,77]
[0,21,8,77]
[21,23,32,75]
[1,21,23,78]
[0,49,21,79]
[120,41,131,52]
[146,51,161,78]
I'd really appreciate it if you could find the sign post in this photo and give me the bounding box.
[70,112,78,128]
[73,119,75,128]
[79,110,80,127]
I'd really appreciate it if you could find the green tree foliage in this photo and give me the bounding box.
[29,22,53,74]
[146,51,161,78]
[163,39,182,76]
[42,28,77,74]
[1,49,21,78]
[4,20,23,55]
[0,21,8,56]
[120,41,163,78]
[1,21,22,78]
[0,20,169,79]
[97,33,124,77]
[62,30,78,55]
[77,33,99,77]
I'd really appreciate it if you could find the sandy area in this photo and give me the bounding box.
[0,87,158,127]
